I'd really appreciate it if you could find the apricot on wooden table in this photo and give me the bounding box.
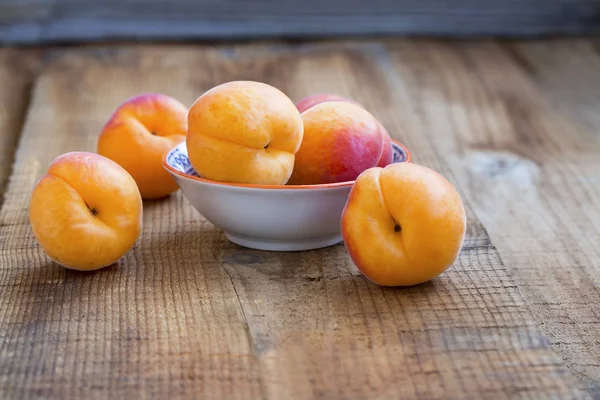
[97,93,188,199]
[29,152,143,271]
[341,162,466,286]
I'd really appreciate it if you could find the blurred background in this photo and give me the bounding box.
[1,0,600,45]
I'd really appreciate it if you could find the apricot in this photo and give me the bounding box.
[29,152,143,271]
[295,93,393,168]
[97,93,188,199]
[341,162,466,286]
[186,81,304,185]
[288,101,385,185]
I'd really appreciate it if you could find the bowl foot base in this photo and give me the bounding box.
[224,232,343,251]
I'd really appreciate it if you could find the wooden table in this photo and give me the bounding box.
[1,38,599,399]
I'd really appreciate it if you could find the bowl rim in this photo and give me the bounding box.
[162,139,412,190]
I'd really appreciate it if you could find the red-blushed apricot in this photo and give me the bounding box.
[288,101,385,185]
[295,93,393,168]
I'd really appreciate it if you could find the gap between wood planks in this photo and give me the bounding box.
[0,49,42,209]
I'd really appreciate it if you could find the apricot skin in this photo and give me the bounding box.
[289,101,386,185]
[295,93,393,169]
[29,151,143,271]
[341,162,466,286]
[97,93,188,199]
[186,81,304,185]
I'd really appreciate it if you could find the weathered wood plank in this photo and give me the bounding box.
[499,40,600,395]
[0,48,39,203]
[0,46,264,400]
[1,0,600,45]
[0,43,587,398]
[505,40,600,135]
[383,38,600,396]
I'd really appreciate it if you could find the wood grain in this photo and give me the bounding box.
[0,48,39,204]
[2,0,600,45]
[0,43,587,398]
[383,38,600,397]
[498,40,600,395]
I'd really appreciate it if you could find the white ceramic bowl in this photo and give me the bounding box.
[163,140,412,251]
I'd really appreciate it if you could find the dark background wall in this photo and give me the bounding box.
[1,0,600,45]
